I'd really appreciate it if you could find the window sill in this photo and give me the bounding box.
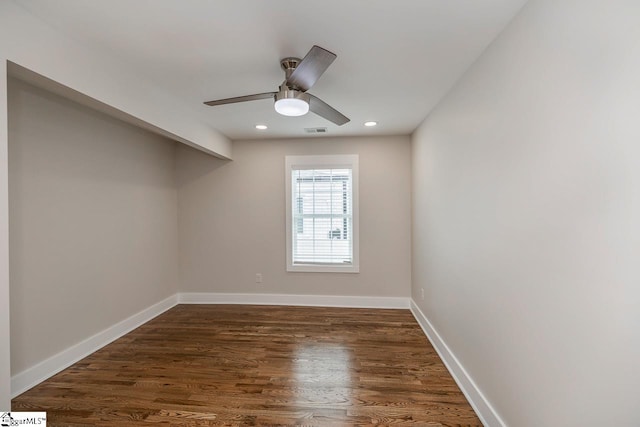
[287,264,360,274]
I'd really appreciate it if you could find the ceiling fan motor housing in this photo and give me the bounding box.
[280,57,301,81]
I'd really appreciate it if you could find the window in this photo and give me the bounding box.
[285,155,359,273]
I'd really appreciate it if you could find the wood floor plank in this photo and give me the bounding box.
[12,305,482,426]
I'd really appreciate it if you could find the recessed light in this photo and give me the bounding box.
[255,124,268,130]
[364,121,377,127]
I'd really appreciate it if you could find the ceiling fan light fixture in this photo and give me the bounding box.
[275,89,310,117]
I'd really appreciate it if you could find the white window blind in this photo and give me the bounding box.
[285,155,359,273]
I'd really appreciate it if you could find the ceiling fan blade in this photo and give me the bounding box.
[204,92,276,106]
[308,94,350,126]
[285,45,336,92]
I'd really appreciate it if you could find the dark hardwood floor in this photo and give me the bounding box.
[12,305,482,426]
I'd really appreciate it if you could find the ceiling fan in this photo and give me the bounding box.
[204,45,350,126]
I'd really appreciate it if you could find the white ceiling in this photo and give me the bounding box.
[14,0,527,141]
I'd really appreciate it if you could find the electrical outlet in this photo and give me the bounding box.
[255,273,263,284]
[421,288,424,300]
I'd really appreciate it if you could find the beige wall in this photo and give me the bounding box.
[0,61,11,406]
[8,79,179,375]
[411,0,640,425]
[177,136,411,298]
[0,0,228,402]
[7,78,411,387]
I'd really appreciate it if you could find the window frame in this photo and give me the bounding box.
[285,154,359,273]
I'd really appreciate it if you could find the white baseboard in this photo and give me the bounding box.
[178,292,410,309]
[11,294,178,398]
[410,300,505,427]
